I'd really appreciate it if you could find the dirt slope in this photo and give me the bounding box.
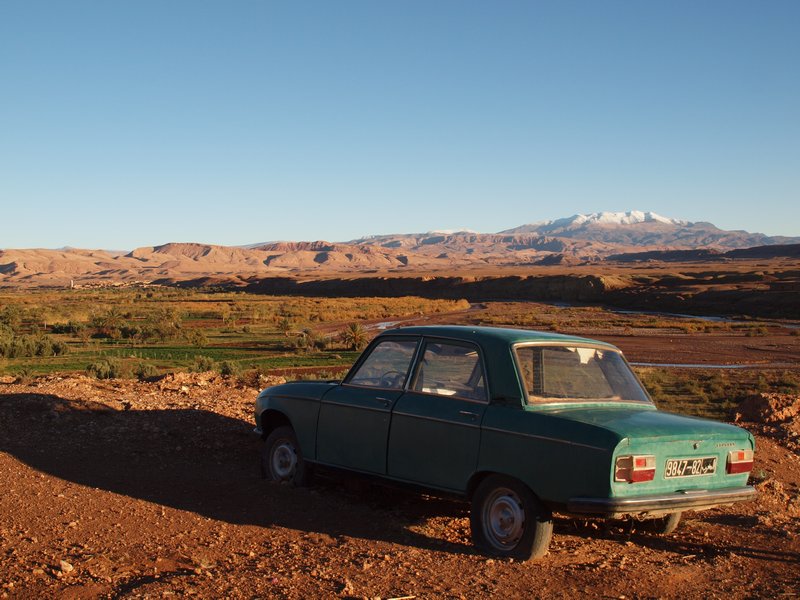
[1,375,798,599]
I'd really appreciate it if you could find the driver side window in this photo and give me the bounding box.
[347,339,418,389]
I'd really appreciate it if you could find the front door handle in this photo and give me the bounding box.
[376,397,391,407]
[459,410,478,421]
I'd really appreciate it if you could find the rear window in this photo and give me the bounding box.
[514,344,651,404]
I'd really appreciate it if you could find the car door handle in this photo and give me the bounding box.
[376,397,391,407]
[459,410,479,421]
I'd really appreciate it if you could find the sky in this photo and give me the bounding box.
[1,1,798,249]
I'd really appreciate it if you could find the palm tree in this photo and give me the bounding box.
[277,317,292,337]
[341,322,368,351]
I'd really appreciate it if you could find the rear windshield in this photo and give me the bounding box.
[514,344,651,404]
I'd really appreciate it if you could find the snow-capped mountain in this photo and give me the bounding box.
[502,211,688,233]
[347,211,797,258]
[497,210,798,248]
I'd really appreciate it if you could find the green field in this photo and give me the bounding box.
[0,287,468,378]
[2,287,797,421]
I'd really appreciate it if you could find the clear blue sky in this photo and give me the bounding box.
[1,1,798,249]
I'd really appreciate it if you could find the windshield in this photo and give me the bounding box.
[514,344,651,404]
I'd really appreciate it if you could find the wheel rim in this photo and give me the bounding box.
[482,487,526,550]
[271,440,298,479]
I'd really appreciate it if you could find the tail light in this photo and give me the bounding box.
[726,449,754,474]
[615,455,656,483]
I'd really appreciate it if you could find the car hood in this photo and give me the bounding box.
[537,405,751,442]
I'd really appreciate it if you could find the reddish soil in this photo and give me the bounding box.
[1,372,799,599]
[600,331,800,367]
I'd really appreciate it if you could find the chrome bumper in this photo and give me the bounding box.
[568,485,756,517]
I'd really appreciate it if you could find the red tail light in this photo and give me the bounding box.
[615,455,656,483]
[726,449,754,474]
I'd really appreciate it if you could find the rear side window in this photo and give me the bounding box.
[347,339,418,389]
[411,341,487,401]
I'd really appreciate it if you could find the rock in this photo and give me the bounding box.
[59,560,74,574]
[735,393,800,424]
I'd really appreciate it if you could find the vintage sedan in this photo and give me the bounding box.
[254,325,755,559]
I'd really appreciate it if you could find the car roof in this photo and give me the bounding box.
[376,325,614,348]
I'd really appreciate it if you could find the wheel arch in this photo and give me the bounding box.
[468,470,538,500]
[259,409,292,440]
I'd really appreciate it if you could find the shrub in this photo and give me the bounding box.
[238,367,266,388]
[0,333,66,358]
[12,366,32,384]
[51,321,85,334]
[135,361,159,381]
[87,358,127,379]
[219,360,241,377]
[34,336,53,357]
[185,329,209,348]
[191,355,216,372]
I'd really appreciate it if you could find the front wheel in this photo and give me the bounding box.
[261,426,309,486]
[470,475,553,560]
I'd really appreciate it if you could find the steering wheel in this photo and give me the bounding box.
[378,370,405,388]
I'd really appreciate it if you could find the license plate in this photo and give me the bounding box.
[664,456,717,478]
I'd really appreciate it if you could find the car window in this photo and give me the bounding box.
[347,339,418,389]
[515,345,650,404]
[411,341,487,401]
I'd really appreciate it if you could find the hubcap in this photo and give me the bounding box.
[271,440,298,479]
[483,487,525,550]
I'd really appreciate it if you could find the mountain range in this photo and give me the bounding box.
[1,211,798,286]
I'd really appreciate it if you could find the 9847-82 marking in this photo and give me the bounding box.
[664,456,718,478]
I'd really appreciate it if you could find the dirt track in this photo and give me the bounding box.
[1,373,798,599]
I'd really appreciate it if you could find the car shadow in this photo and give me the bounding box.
[6,391,784,563]
[0,392,473,556]
[553,515,800,564]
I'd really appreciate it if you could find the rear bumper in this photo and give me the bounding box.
[568,485,756,517]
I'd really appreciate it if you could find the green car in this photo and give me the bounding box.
[254,325,755,559]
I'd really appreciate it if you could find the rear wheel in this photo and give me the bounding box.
[470,475,553,560]
[262,426,308,486]
[650,511,682,534]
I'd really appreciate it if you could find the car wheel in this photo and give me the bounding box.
[262,426,308,486]
[648,511,682,535]
[470,475,553,560]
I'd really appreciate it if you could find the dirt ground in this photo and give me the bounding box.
[1,369,799,599]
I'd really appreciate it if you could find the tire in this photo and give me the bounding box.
[261,426,309,486]
[470,475,553,560]
[648,511,682,535]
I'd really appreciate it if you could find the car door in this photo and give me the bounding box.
[316,336,419,474]
[387,338,488,491]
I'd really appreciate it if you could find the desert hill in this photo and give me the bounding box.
[1,211,798,287]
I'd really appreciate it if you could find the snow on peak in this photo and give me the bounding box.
[529,211,688,229]
[426,229,478,235]
[576,211,685,226]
